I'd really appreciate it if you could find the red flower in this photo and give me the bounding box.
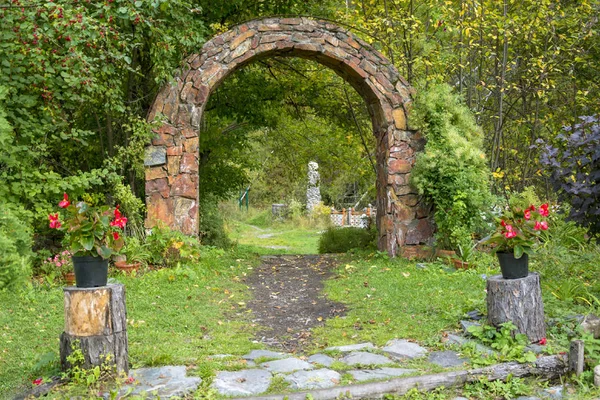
[33,378,43,385]
[539,203,549,217]
[524,209,531,220]
[110,205,127,229]
[58,192,70,208]
[500,220,507,227]
[539,337,547,345]
[112,231,120,241]
[48,213,61,229]
[125,376,135,384]
[528,205,536,211]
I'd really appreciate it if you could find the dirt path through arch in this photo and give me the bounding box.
[244,254,346,353]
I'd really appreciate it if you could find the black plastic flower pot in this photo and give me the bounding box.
[72,255,109,288]
[497,252,529,279]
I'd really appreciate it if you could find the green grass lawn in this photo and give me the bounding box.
[311,253,491,349]
[2,215,600,398]
[0,247,263,398]
[226,219,321,254]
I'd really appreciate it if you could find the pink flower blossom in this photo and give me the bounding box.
[534,221,549,231]
[539,337,547,345]
[48,213,61,229]
[503,224,517,238]
[58,193,70,208]
[539,203,549,217]
[33,378,43,385]
[524,209,531,220]
[112,231,120,241]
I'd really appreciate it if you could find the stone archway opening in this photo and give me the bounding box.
[144,17,433,257]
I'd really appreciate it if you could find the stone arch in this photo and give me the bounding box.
[144,17,433,256]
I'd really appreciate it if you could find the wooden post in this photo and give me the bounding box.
[60,284,129,374]
[569,340,585,376]
[486,273,545,342]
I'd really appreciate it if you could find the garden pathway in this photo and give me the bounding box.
[243,254,346,352]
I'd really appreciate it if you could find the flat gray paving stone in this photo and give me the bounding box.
[525,344,545,354]
[516,397,542,400]
[341,351,393,366]
[428,351,469,368]
[260,357,314,373]
[325,342,375,352]
[541,386,564,399]
[382,339,427,360]
[284,369,341,390]
[453,397,470,400]
[122,366,201,399]
[348,367,417,382]
[211,369,272,396]
[308,354,335,367]
[447,334,495,356]
[460,320,480,336]
[242,349,290,361]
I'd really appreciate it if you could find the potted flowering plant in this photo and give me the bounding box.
[484,203,549,279]
[40,250,75,284]
[48,193,127,287]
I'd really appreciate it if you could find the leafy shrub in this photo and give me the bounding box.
[318,227,376,254]
[538,115,600,241]
[411,84,491,251]
[199,196,232,249]
[0,204,33,289]
[308,201,332,228]
[145,225,200,268]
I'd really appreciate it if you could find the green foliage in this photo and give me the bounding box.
[199,195,232,249]
[0,203,33,289]
[61,343,110,387]
[464,375,530,399]
[339,0,600,193]
[120,237,151,267]
[467,322,537,363]
[580,330,600,368]
[204,58,375,209]
[145,225,201,268]
[411,84,491,251]
[318,227,377,254]
[387,387,449,400]
[0,0,206,237]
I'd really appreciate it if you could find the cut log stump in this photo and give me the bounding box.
[486,273,545,342]
[59,284,129,374]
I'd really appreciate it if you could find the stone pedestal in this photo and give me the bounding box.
[486,273,546,342]
[60,284,129,373]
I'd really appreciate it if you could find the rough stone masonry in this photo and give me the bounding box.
[144,16,434,256]
[306,161,321,213]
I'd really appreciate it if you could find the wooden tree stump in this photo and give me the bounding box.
[486,273,546,342]
[59,284,129,374]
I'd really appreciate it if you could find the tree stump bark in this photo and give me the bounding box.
[59,284,129,374]
[486,273,546,342]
